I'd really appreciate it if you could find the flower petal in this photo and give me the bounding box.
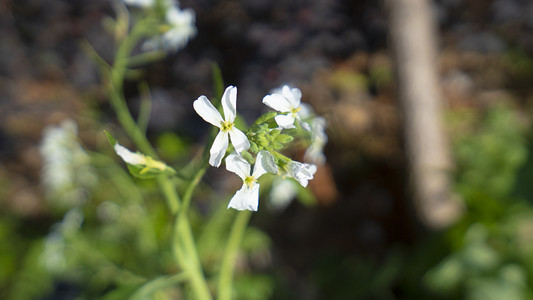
[253,150,278,178]
[262,94,292,112]
[225,153,250,180]
[193,96,223,128]
[228,127,250,153]
[298,120,312,132]
[114,143,146,165]
[298,103,313,119]
[227,183,260,211]
[274,114,296,129]
[209,131,229,167]
[221,86,238,122]
[281,85,302,108]
[270,178,298,210]
[287,161,317,187]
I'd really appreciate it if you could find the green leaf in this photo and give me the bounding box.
[275,134,294,144]
[270,129,281,138]
[271,142,283,150]
[240,151,255,165]
[105,130,118,147]
[250,141,259,153]
[254,111,278,125]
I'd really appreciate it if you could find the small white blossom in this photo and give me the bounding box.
[304,116,328,165]
[40,120,96,208]
[286,161,317,187]
[112,141,170,174]
[270,177,298,210]
[142,4,197,52]
[226,150,277,211]
[262,85,311,130]
[193,86,250,167]
[122,0,157,8]
[114,143,147,165]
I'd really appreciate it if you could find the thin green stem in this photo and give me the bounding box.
[103,19,211,299]
[130,272,188,300]
[158,176,180,214]
[171,163,212,300]
[128,50,167,67]
[217,210,252,300]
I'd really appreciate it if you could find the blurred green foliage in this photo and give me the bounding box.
[423,103,533,299]
[0,134,272,299]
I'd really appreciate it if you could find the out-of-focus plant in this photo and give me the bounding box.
[423,103,533,300]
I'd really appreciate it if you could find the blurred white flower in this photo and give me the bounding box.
[122,0,157,8]
[40,207,84,274]
[40,120,96,208]
[270,177,298,211]
[226,150,277,211]
[304,116,328,165]
[262,85,311,131]
[142,4,197,52]
[114,143,147,166]
[194,86,250,167]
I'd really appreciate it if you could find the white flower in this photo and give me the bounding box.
[113,142,169,172]
[122,0,157,8]
[193,86,250,167]
[304,116,328,165]
[270,177,298,210]
[142,4,197,52]
[262,85,311,130]
[40,120,96,208]
[114,143,147,165]
[226,150,277,211]
[285,161,317,187]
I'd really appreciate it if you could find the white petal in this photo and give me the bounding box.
[299,120,312,132]
[304,145,326,165]
[298,103,314,119]
[287,161,317,187]
[228,128,250,152]
[281,85,302,108]
[193,96,223,128]
[274,114,296,129]
[225,153,250,180]
[253,150,278,178]
[313,117,328,141]
[114,143,146,165]
[227,184,260,211]
[262,94,292,112]
[221,86,237,122]
[209,131,229,167]
[270,178,298,210]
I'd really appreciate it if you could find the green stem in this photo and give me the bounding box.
[130,272,189,300]
[104,20,211,299]
[172,164,212,300]
[158,176,180,214]
[217,210,252,300]
[128,50,167,67]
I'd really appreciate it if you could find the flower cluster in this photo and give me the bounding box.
[40,120,97,209]
[193,85,327,211]
[122,0,196,52]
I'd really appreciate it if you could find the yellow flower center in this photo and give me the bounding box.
[220,121,234,132]
[291,106,301,116]
[244,176,256,189]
